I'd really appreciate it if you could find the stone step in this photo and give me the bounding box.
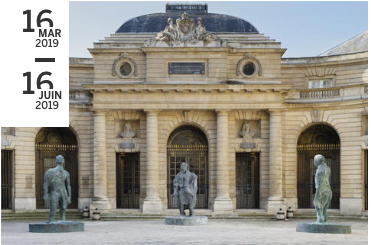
[2,211,366,221]
[1,211,83,221]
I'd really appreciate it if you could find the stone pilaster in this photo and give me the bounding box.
[142,110,163,214]
[267,110,285,214]
[213,110,233,214]
[90,111,110,212]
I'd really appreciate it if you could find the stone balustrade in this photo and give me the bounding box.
[69,90,92,103]
[286,84,368,103]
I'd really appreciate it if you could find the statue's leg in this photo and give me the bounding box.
[189,206,194,217]
[59,199,67,221]
[315,206,322,223]
[180,205,185,216]
[49,194,57,223]
[323,200,331,223]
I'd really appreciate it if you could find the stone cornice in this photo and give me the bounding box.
[83,84,291,94]
[142,47,231,53]
[281,51,368,67]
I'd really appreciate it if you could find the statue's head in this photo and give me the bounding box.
[197,17,202,24]
[314,154,325,167]
[168,18,173,24]
[56,155,65,166]
[180,162,188,173]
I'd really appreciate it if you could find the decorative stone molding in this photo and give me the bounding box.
[110,111,143,121]
[1,127,14,136]
[236,53,262,78]
[182,110,190,123]
[145,12,221,47]
[361,139,368,149]
[305,67,335,77]
[311,109,322,123]
[112,53,138,79]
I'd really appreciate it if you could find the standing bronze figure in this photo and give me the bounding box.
[313,154,332,223]
[43,155,72,223]
[173,162,197,216]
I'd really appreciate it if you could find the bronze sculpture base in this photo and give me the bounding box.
[164,216,208,226]
[296,222,351,234]
[29,221,84,233]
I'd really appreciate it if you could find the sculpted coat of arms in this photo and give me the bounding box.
[146,12,218,47]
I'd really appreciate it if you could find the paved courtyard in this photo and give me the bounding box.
[1,219,368,245]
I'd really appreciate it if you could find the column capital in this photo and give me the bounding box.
[144,110,161,116]
[92,110,107,116]
[268,109,283,114]
[215,110,230,116]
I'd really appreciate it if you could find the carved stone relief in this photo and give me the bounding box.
[237,120,260,149]
[145,12,222,47]
[115,120,139,149]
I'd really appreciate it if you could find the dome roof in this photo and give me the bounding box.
[116,12,259,34]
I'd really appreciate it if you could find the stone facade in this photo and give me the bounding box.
[1,4,368,216]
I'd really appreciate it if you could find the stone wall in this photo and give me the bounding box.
[282,104,368,214]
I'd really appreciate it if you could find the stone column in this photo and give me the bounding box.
[213,110,233,214]
[90,111,110,212]
[267,110,285,213]
[142,110,162,214]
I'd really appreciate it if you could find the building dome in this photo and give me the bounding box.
[116,4,258,34]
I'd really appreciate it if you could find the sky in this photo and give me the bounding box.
[69,1,368,58]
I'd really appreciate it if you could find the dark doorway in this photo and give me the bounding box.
[236,152,260,209]
[116,153,140,209]
[365,150,368,211]
[297,125,340,209]
[167,126,209,209]
[1,150,13,210]
[35,128,78,209]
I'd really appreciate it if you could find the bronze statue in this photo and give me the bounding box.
[313,154,332,223]
[173,162,197,216]
[43,155,71,223]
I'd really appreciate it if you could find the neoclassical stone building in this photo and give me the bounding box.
[1,4,368,216]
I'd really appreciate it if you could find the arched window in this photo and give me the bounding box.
[167,126,208,209]
[297,124,340,209]
[35,127,78,209]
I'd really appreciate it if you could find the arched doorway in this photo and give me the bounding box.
[167,125,208,209]
[35,127,78,209]
[297,124,340,209]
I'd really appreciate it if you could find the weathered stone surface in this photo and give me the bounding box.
[119,143,135,149]
[296,222,351,234]
[29,221,84,233]
[240,142,255,149]
[164,216,208,226]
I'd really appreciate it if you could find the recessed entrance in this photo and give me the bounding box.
[297,124,340,209]
[364,150,368,211]
[35,128,78,209]
[116,153,140,209]
[1,150,13,210]
[167,126,209,209]
[236,152,260,209]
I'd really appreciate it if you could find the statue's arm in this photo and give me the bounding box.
[66,172,72,204]
[190,174,198,196]
[43,173,49,202]
[173,177,178,196]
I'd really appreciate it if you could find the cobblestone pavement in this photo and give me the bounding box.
[1,219,368,245]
